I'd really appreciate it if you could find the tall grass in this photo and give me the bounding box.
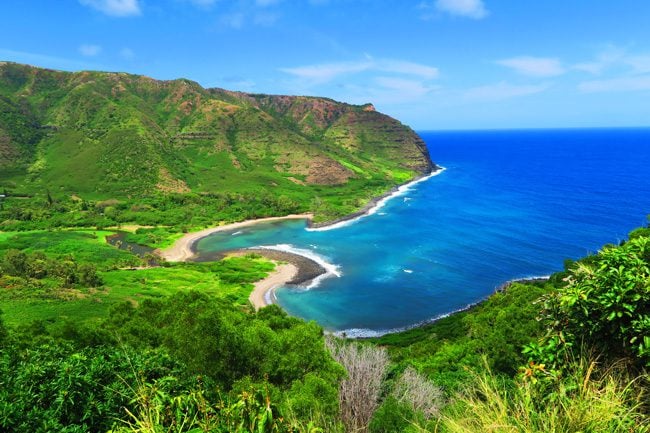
[441,356,648,433]
[108,380,321,433]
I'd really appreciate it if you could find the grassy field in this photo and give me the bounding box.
[0,230,276,326]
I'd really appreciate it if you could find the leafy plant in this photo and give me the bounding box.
[526,235,650,370]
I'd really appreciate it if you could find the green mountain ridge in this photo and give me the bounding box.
[0,62,433,218]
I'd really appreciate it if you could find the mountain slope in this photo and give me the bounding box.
[0,62,434,220]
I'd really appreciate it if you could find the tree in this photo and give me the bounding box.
[326,337,389,433]
[1,249,28,276]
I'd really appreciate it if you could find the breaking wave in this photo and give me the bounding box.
[256,244,341,289]
[307,167,445,232]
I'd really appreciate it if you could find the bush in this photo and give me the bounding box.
[369,397,418,433]
[326,338,389,433]
[528,236,650,369]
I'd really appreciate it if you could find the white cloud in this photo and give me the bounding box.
[625,55,650,74]
[332,78,439,106]
[497,56,565,77]
[280,58,438,84]
[571,45,650,76]
[79,0,141,17]
[572,46,626,75]
[280,58,440,107]
[377,60,438,79]
[214,0,284,30]
[119,47,135,59]
[433,0,488,19]
[464,81,550,101]
[219,12,245,29]
[281,61,373,82]
[578,75,650,93]
[79,44,102,57]
[573,62,604,75]
[374,77,438,98]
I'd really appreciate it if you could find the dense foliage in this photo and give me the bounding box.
[0,191,305,231]
[0,296,343,433]
[526,235,650,372]
[1,248,101,287]
[0,62,432,224]
[374,280,549,391]
[0,201,648,431]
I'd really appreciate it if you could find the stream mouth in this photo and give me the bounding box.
[106,232,155,257]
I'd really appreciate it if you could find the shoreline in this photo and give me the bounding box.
[154,167,443,311]
[337,275,551,339]
[157,165,444,263]
[248,263,298,310]
[155,214,313,262]
[145,166,547,337]
[307,164,444,231]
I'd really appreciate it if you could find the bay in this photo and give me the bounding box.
[196,128,650,335]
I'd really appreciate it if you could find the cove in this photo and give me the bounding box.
[195,128,650,336]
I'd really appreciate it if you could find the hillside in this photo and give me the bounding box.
[0,62,433,223]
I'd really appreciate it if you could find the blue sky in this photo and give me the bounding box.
[2,0,650,129]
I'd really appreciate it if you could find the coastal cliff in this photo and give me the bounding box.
[0,62,433,210]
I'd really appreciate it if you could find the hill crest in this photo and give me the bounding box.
[0,61,434,220]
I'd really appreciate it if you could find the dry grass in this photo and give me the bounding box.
[441,357,649,433]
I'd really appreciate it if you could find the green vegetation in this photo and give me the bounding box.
[1,224,648,431]
[0,62,433,227]
[375,280,549,391]
[525,235,650,371]
[1,298,344,433]
[0,61,647,432]
[442,356,648,433]
[0,230,275,325]
[0,229,136,267]
[122,227,183,248]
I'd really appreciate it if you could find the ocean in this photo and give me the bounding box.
[196,128,650,336]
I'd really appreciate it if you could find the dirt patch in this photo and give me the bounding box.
[156,167,190,193]
[287,176,306,186]
[306,156,353,185]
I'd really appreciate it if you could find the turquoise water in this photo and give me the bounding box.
[196,128,650,336]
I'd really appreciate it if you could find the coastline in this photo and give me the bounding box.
[154,167,443,311]
[248,263,298,310]
[157,165,444,263]
[337,275,552,339]
[307,164,444,231]
[150,166,548,337]
[156,214,313,262]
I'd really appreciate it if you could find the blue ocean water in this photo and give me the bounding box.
[196,128,650,335]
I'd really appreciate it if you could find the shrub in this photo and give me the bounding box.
[326,338,389,433]
[528,236,650,369]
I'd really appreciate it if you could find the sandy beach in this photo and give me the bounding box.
[154,170,440,310]
[156,214,313,262]
[155,214,315,310]
[248,263,298,310]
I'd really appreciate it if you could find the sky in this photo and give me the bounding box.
[2,0,650,130]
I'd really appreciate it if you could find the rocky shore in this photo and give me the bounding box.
[195,248,327,286]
